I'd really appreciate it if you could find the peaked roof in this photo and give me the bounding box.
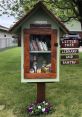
[9,1,69,33]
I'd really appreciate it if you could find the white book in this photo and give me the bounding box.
[38,41,44,51]
[45,42,48,51]
[36,40,41,51]
[42,42,46,51]
[43,42,48,51]
[41,42,46,51]
[30,42,34,51]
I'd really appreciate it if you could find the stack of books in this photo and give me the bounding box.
[30,39,49,51]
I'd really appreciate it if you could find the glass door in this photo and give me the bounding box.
[30,35,51,73]
[24,29,57,79]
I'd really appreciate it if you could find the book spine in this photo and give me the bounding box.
[31,40,37,51]
[30,42,34,51]
[30,38,49,51]
[41,42,46,51]
[34,40,38,51]
[45,42,48,51]
[42,42,48,51]
[39,41,44,51]
[36,40,41,51]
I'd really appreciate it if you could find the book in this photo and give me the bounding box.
[30,42,34,51]
[41,42,45,51]
[36,40,42,51]
[32,40,38,51]
[30,38,49,51]
[42,42,48,51]
[38,41,44,51]
[34,40,38,51]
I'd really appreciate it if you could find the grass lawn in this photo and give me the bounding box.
[0,47,82,117]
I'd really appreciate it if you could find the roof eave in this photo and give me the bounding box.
[9,1,69,34]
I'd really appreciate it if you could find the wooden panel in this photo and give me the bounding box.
[60,49,79,54]
[61,55,79,59]
[61,39,79,48]
[24,28,52,35]
[51,30,57,74]
[24,32,30,76]
[61,59,79,65]
[24,73,56,79]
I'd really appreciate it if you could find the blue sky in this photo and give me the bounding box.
[0,15,16,28]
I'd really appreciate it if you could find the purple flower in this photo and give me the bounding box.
[27,101,53,115]
[28,107,33,112]
[45,108,49,113]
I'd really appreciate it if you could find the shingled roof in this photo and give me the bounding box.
[9,1,69,33]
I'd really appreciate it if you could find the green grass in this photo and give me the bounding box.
[0,47,82,117]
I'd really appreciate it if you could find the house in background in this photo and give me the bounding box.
[65,20,81,32]
[65,20,82,46]
[0,25,17,50]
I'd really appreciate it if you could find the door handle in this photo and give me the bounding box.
[54,43,58,47]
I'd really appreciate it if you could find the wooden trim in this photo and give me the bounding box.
[61,55,79,59]
[24,32,30,75]
[24,73,56,79]
[24,28,52,35]
[24,28,57,79]
[61,59,79,65]
[51,30,57,74]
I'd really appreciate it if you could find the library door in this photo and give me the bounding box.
[24,28,57,79]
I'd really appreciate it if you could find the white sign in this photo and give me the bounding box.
[34,21,48,24]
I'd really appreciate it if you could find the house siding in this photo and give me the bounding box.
[0,30,17,49]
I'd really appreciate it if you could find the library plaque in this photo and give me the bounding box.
[61,60,79,65]
[61,55,79,59]
[61,39,79,48]
[60,49,79,54]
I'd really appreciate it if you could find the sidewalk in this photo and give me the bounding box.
[79,47,82,52]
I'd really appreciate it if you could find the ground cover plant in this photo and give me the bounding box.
[0,47,82,117]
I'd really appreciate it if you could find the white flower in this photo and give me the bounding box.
[42,108,45,112]
[43,101,46,104]
[45,103,48,105]
[38,105,41,109]
[31,111,34,114]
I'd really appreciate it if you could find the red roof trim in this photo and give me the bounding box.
[9,1,69,33]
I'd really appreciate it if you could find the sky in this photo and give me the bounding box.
[0,15,16,28]
[0,14,81,31]
[0,0,16,28]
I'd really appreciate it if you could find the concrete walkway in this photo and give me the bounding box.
[79,47,82,52]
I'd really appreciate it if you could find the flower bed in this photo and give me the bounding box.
[27,101,53,116]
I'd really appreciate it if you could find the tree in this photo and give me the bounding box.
[0,0,82,25]
[49,0,82,26]
[72,0,82,26]
[0,0,24,18]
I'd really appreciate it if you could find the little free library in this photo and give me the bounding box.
[10,1,69,83]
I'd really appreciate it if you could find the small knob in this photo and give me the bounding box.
[54,43,58,47]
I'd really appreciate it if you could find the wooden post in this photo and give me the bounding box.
[37,83,46,103]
